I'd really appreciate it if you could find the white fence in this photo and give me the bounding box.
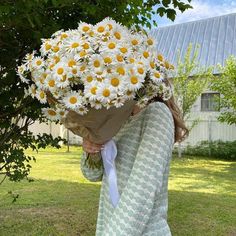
[183,119,236,146]
[29,118,236,147]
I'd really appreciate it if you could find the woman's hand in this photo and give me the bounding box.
[82,138,104,154]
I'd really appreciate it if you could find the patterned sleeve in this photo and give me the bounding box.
[80,151,104,182]
[104,102,174,235]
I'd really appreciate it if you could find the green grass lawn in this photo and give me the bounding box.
[0,146,235,236]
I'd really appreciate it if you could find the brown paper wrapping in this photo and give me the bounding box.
[61,100,137,144]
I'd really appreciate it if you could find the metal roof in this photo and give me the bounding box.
[150,13,236,74]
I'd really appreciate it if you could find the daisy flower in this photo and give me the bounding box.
[63,36,82,53]
[31,56,45,70]
[84,81,99,101]
[150,70,164,84]
[129,34,144,48]
[118,42,131,55]
[94,22,109,36]
[89,54,104,71]
[100,40,120,53]
[45,76,57,91]
[36,89,47,104]
[123,89,136,100]
[56,75,70,88]
[63,92,82,110]
[126,73,145,91]
[76,105,88,115]
[101,53,115,66]
[17,64,29,83]
[112,96,126,108]
[96,85,116,104]
[40,39,53,56]
[42,107,60,121]
[90,100,103,110]
[100,17,117,31]
[52,62,68,79]
[78,22,93,34]
[28,84,37,98]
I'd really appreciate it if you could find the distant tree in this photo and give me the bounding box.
[0,0,192,184]
[172,44,213,157]
[211,56,236,125]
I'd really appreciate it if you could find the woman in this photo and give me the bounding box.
[81,96,188,236]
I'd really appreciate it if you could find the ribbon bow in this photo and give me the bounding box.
[101,140,120,207]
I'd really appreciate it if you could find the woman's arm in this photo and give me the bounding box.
[104,102,174,235]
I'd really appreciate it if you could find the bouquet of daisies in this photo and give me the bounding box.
[18,17,174,169]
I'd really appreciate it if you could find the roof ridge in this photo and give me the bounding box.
[156,12,236,29]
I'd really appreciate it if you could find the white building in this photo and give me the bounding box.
[29,13,236,146]
[151,13,236,145]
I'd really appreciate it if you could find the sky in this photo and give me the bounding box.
[155,0,236,27]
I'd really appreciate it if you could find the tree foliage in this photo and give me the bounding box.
[172,44,213,122]
[211,56,236,125]
[0,0,192,184]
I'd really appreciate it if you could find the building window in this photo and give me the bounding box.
[201,93,220,112]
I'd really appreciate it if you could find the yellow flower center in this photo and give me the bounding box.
[116,55,123,62]
[86,76,93,82]
[61,33,68,39]
[104,57,112,64]
[97,26,105,33]
[90,87,97,95]
[36,60,42,66]
[107,68,112,73]
[103,89,110,97]
[72,68,77,74]
[164,61,170,69]
[89,31,94,37]
[68,59,76,67]
[53,46,60,53]
[137,67,144,74]
[48,80,55,87]
[94,60,100,67]
[108,42,116,49]
[45,44,51,50]
[39,91,45,99]
[157,54,164,62]
[57,68,64,75]
[130,76,138,84]
[80,50,87,57]
[69,96,77,104]
[147,38,154,45]
[150,61,155,69]
[116,67,125,75]
[129,58,135,63]
[82,26,90,32]
[48,110,57,116]
[61,75,67,82]
[131,39,138,45]
[143,51,149,58]
[80,65,86,71]
[126,90,133,96]
[107,24,113,30]
[71,42,79,48]
[82,43,90,49]
[120,47,127,53]
[114,32,121,40]
[154,72,160,78]
[54,56,60,63]
[111,78,119,87]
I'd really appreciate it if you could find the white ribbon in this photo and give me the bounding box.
[101,139,120,207]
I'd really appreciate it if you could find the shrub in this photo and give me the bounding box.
[173,140,236,161]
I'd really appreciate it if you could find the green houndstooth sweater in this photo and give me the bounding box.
[80,102,174,236]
